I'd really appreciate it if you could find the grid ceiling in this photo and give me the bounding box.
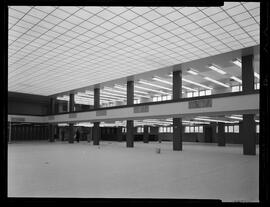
[8,2,260,96]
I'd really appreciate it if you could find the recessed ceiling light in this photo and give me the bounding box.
[138,79,172,90]
[204,77,230,88]
[230,76,242,83]
[232,58,242,67]
[187,68,199,75]
[135,85,170,95]
[208,64,226,75]
[152,76,172,85]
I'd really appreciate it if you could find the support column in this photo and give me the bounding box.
[217,122,226,146]
[143,125,149,143]
[241,114,256,155]
[241,54,256,155]
[172,66,183,151]
[242,55,254,92]
[69,93,75,112]
[49,124,55,142]
[116,127,123,142]
[126,120,134,147]
[127,81,134,105]
[93,122,100,145]
[68,123,74,143]
[126,80,134,147]
[93,88,100,145]
[8,122,12,143]
[50,98,56,114]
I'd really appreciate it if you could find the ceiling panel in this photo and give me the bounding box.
[8,2,260,96]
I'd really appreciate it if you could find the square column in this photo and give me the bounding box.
[69,93,74,112]
[93,122,100,145]
[93,88,100,145]
[172,65,183,151]
[242,55,254,92]
[127,80,134,105]
[94,88,100,108]
[143,125,149,143]
[172,67,182,100]
[68,123,74,143]
[126,120,134,147]
[173,118,183,150]
[116,127,123,142]
[217,122,226,146]
[241,114,256,155]
[50,98,56,114]
[49,124,56,142]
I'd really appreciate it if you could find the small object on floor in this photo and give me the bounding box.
[45,162,49,164]
[156,148,161,154]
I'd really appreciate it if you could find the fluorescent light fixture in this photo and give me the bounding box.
[114,85,149,95]
[230,76,242,83]
[187,68,199,75]
[228,116,243,120]
[103,87,126,94]
[101,90,126,98]
[58,123,69,126]
[182,78,213,90]
[169,73,212,90]
[232,58,242,67]
[135,85,170,95]
[208,64,226,75]
[153,76,197,91]
[138,79,172,91]
[194,117,238,123]
[204,77,230,88]
[152,76,172,85]
[182,85,198,92]
[254,72,260,79]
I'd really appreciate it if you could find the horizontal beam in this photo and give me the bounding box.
[8,93,259,123]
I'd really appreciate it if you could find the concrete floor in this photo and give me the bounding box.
[8,141,259,201]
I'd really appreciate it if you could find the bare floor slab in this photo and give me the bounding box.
[8,141,259,201]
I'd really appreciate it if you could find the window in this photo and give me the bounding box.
[199,91,205,96]
[232,85,240,92]
[255,82,260,90]
[167,95,172,100]
[148,127,151,133]
[193,91,198,97]
[170,127,173,133]
[185,126,190,133]
[187,92,193,97]
[256,125,259,133]
[205,90,212,95]
[190,126,194,133]
[134,99,140,104]
[228,126,234,133]
[194,126,199,132]
[199,126,203,133]
[159,127,163,133]
[162,96,167,101]
[225,126,228,133]
[157,96,162,101]
[234,125,239,133]
[153,97,158,102]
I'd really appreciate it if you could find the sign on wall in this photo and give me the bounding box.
[189,99,212,109]
[96,110,107,116]
[134,105,149,113]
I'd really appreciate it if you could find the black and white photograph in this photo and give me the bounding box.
[2,0,269,204]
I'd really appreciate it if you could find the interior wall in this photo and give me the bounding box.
[8,92,50,115]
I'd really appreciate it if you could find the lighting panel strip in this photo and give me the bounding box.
[138,80,172,91]
[153,76,197,92]
[204,77,230,88]
[230,76,242,83]
[135,85,170,95]
[208,64,227,75]
[194,117,238,123]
